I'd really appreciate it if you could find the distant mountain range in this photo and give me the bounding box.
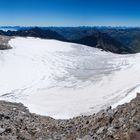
[0,26,140,54]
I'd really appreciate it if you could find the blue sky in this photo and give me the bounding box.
[0,0,140,26]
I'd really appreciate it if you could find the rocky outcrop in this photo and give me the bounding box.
[0,36,12,50]
[0,94,140,139]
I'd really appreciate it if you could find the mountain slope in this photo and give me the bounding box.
[71,32,133,54]
[0,27,139,54]
[47,27,140,53]
[0,27,66,41]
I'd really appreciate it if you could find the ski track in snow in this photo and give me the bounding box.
[0,37,140,119]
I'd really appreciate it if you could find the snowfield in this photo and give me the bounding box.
[0,37,140,119]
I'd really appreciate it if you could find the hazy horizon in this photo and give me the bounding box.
[0,25,140,28]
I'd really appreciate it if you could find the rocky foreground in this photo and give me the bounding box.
[0,94,140,140]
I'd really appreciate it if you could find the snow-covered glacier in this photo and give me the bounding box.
[0,37,140,119]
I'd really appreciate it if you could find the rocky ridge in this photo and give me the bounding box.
[0,94,140,140]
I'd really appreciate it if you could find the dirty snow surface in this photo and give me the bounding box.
[0,37,140,119]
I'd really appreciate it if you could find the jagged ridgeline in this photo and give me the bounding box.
[0,27,140,54]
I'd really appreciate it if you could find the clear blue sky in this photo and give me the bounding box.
[0,0,140,26]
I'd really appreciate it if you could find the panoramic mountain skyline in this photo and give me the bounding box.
[0,0,140,27]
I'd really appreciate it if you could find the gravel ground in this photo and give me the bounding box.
[0,94,139,140]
